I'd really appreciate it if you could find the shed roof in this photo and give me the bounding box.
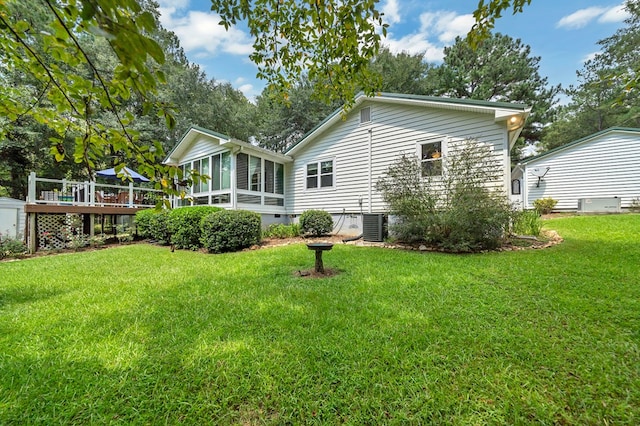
[521,127,640,165]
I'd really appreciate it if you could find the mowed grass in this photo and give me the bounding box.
[0,215,639,424]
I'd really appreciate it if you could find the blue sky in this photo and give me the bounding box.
[157,0,630,101]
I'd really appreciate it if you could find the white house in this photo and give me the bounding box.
[513,127,640,211]
[165,93,531,237]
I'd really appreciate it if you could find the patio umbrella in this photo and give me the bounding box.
[96,166,150,182]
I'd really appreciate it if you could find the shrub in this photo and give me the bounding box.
[0,233,27,259]
[135,208,172,244]
[299,210,333,236]
[533,197,558,214]
[262,223,301,239]
[200,210,261,253]
[512,209,543,236]
[629,197,640,213]
[169,206,222,250]
[376,139,515,252]
[135,209,157,238]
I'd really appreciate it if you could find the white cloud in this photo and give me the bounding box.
[598,4,630,23]
[238,83,254,95]
[383,10,472,62]
[418,11,474,43]
[582,51,599,63]
[159,8,253,58]
[556,4,629,30]
[382,0,402,25]
[383,33,444,62]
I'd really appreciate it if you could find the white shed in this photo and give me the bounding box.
[515,127,640,211]
[0,197,26,239]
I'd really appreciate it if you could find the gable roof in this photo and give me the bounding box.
[164,125,292,165]
[285,92,531,156]
[521,127,640,165]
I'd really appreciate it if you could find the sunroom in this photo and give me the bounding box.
[164,126,292,216]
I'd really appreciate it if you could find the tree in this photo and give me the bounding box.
[540,0,640,151]
[253,77,340,153]
[469,0,640,97]
[428,33,559,160]
[211,0,387,109]
[0,0,181,197]
[368,47,435,95]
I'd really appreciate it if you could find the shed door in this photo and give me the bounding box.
[0,207,18,238]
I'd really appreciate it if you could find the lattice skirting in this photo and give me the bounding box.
[37,213,84,250]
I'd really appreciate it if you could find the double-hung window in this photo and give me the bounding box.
[306,160,333,189]
[420,140,443,177]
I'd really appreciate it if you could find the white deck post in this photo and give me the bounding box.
[128,182,134,207]
[28,172,36,203]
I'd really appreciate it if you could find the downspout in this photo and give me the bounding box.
[368,127,373,213]
[231,147,238,209]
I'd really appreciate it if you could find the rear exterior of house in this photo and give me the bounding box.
[284,93,530,235]
[165,93,530,236]
[515,127,640,211]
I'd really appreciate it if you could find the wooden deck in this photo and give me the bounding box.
[25,204,146,215]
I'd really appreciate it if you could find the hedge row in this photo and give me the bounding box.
[135,207,261,253]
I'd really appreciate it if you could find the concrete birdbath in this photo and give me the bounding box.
[306,243,334,274]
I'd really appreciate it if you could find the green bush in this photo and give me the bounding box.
[134,209,156,238]
[200,210,261,253]
[533,197,558,214]
[512,209,543,236]
[299,210,333,236]
[0,233,27,259]
[376,139,516,252]
[135,208,172,244]
[169,206,222,250]
[262,223,301,239]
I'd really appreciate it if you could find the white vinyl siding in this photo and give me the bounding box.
[287,101,510,215]
[523,130,640,210]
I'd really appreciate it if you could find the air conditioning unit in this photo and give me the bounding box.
[577,197,621,213]
[362,214,387,242]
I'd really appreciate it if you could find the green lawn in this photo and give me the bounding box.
[1,215,639,424]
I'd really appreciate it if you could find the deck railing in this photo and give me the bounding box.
[27,172,163,208]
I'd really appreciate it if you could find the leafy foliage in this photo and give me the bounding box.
[262,223,301,239]
[469,0,533,48]
[135,208,171,244]
[211,0,387,109]
[254,77,339,153]
[533,197,558,215]
[200,210,261,253]
[299,210,333,236]
[511,209,543,236]
[368,47,436,95]
[0,1,169,175]
[376,139,515,252]
[0,232,27,259]
[169,206,223,250]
